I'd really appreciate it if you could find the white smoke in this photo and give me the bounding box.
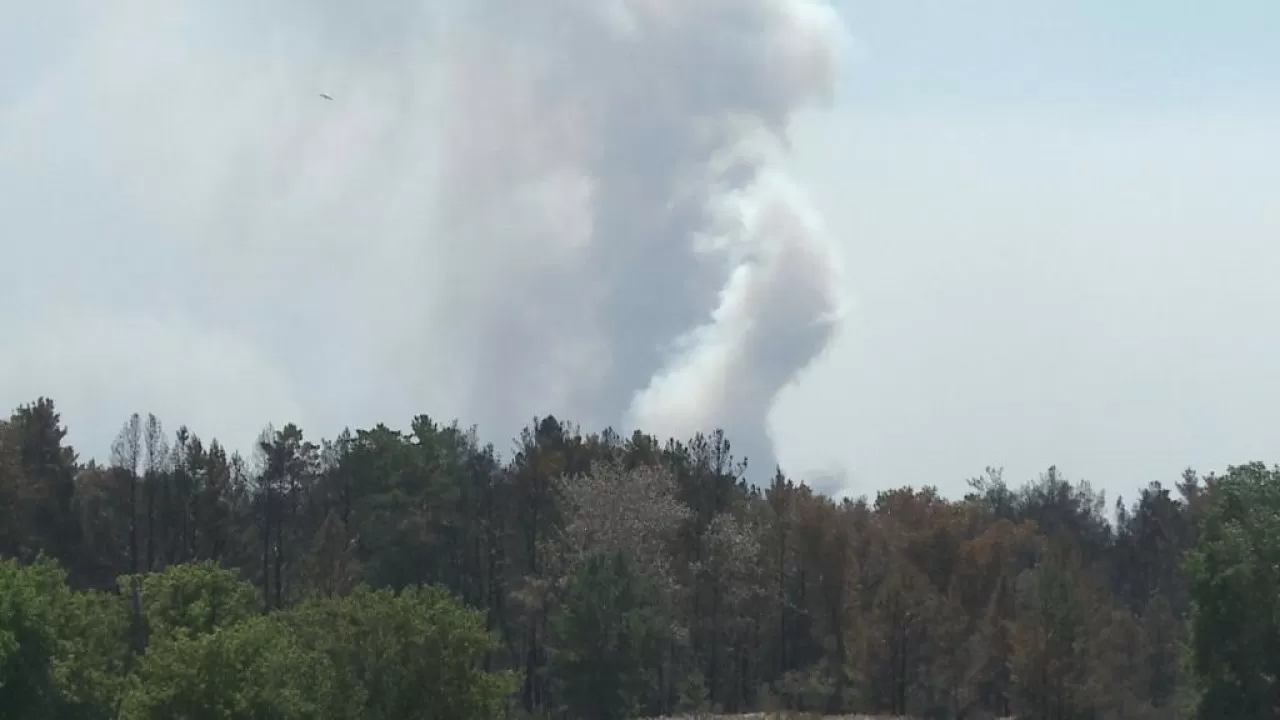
[0,0,847,477]
[435,0,848,474]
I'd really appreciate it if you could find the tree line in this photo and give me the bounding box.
[1,396,1277,719]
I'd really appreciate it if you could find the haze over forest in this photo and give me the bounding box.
[4,1,1279,501]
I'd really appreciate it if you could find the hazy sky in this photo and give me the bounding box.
[774,0,1280,499]
[2,1,1277,503]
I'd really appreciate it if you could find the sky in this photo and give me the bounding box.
[2,1,1278,503]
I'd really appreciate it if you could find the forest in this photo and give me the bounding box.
[1,396,1278,719]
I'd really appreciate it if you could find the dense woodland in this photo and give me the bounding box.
[1,396,1278,719]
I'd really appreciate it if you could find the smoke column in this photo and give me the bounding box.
[0,0,847,477]
[436,0,848,475]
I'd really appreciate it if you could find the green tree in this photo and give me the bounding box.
[0,557,128,719]
[120,613,348,720]
[550,552,664,720]
[0,557,69,718]
[280,585,515,720]
[1007,548,1094,719]
[1186,462,1280,719]
[54,587,133,719]
[124,561,259,645]
[299,508,359,598]
[7,400,80,570]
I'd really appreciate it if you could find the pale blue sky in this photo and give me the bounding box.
[834,0,1279,109]
[775,1,1280,499]
[2,1,1277,505]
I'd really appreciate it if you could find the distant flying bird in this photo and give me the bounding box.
[319,93,334,100]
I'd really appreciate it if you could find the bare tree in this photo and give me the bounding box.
[143,414,169,571]
[110,413,142,574]
[554,459,692,596]
[110,412,144,652]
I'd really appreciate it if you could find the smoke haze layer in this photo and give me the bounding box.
[0,0,847,477]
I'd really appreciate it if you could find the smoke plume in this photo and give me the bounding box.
[0,0,847,477]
